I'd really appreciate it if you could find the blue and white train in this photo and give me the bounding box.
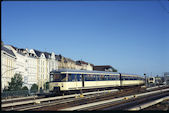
[49,69,145,93]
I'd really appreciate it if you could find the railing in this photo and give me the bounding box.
[1,90,39,99]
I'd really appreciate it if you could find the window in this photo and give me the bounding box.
[96,75,99,81]
[100,75,105,81]
[50,74,53,82]
[76,74,82,81]
[68,74,76,81]
[50,73,66,82]
[107,75,112,80]
[84,74,95,81]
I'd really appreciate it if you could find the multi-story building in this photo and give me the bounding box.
[1,45,16,91]
[29,49,58,89]
[57,56,93,71]
[9,46,26,80]
[8,46,38,89]
[76,60,93,71]
[164,72,169,85]
[93,65,117,72]
[57,54,67,69]
[24,49,38,89]
[1,43,96,91]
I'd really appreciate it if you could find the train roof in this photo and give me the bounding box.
[120,73,141,77]
[50,69,120,75]
[50,69,143,78]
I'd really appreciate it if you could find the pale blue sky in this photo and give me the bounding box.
[2,1,169,76]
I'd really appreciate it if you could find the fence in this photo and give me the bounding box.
[1,90,39,99]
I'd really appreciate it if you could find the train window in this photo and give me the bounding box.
[84,74,89,81]
[130,77,133,80]
[96,75,99,81]
[68,74,76,81]
[99,75,105,80]
[91,74,96,81]
[104,75,108,80]
[107,75,110,80]
[76,74,82,81]
[93,75,96,81]
[51,73,66,82]
[124,77,128,80]
[108,75,112,80]
[50,74,54,82]
[149,78,153,80]
[84,74,95,81]
[114,75,119,80]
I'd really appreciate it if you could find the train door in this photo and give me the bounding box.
[82,74,85,87]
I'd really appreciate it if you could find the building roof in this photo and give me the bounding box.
[50,69,120,75]
[33,49,43,57]
[10,45,17,50]
[1,46,16,57]
[55,55,60,60]
[76,60,88,65]
[93,65,113,71]
[44,52,51,59]
[33,49,53,59]
[66,58,75,63]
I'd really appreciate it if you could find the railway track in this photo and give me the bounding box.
[2,85,169,111]
[60,87,169,111]
[31,86,169,111]
[2,88,119,111]
[1,95,45,104]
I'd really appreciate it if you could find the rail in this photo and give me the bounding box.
[2,89,119,108]
[60,88,169,110]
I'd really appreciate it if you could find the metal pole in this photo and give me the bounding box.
[144,73,147,87]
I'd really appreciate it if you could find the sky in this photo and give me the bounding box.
[2,0,169,77]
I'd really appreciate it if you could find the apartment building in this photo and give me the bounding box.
[1,45,16,91]
[76,60,94,71]
[8,46,38,89]
[1,43,94,91]
[29,49,58,89]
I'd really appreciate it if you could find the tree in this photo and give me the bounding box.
[113,68,117,72]
[7,73,23,91]
[30,84,38,91]
[22,86,28,90]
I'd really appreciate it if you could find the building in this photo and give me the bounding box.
[164,72,169,85]
[1,42,98,91]
[29,49,58,89]
[76,60,94,71]
[93,65,117,72]
[8,46,38,89]
[1,45,16,91]
[57,55,78,70]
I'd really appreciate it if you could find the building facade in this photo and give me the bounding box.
[29,49,58,90]
[93,65,117,72]
[1,43,96,91]
[76,60,93,71]
[1,45,16,91]
[8,46,38,89]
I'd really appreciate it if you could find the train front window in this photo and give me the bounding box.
[150,78,153,80]
[50,73,66,82]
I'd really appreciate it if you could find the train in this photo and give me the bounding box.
[148,77,163,85]
[49,69,145,94]
[148,77,155,84]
